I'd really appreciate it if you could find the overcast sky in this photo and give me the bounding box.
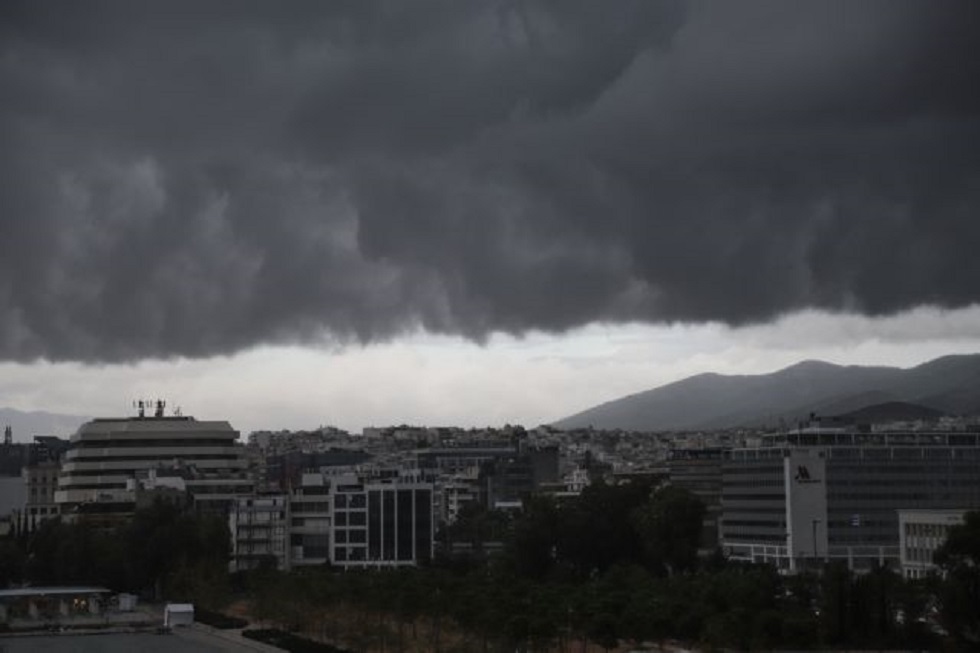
[2,1,978,434]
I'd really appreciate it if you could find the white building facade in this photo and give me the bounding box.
[898,509,967,579]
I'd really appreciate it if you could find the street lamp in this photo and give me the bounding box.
[811,519,822,560]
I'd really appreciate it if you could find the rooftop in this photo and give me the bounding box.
[0,586,112,599]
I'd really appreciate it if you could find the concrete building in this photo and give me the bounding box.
[721,428,980,572]
[55,407,253,521]
[229,494,289,571]
[330,473,435,568]
[668,448,724,552]
[19,437,71,533]
[0,476,25,536]
[22,462,60,532]
[264,449,372,492]
[230,470,435,571]
[442,469,481,524]
[416,441,518,475]
[288,473,332,567]
[229,480,332,573]
[898,509,967,579]
[482,445,560,509]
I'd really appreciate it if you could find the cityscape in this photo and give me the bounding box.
[2,375,980,650]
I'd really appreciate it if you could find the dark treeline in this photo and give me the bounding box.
[0,501,230,606]
[3,486,980,651]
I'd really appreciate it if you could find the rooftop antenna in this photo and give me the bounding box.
[3,426,11,446]
[154,399,166,418]
[133,400,146,419]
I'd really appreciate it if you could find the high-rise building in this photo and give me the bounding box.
[721,427,980,572]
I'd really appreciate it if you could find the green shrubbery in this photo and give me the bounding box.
[195,607,248,629]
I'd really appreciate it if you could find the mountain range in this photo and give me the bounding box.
[0,407,88,441]
[553,354,980,432]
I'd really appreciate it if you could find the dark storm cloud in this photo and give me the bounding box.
[1,0,978,361]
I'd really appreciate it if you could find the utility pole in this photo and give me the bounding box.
[812,518,821,559]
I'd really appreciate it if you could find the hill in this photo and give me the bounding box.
[553,354,980,431]
[837,401,945,424]
[0,407,88,441]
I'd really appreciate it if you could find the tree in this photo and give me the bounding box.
[819,561,853,646]
[632,485,705,576]
[0,537,25,587]
[559,480,652,578]
[506,495,561,579]
[935,511,980,646]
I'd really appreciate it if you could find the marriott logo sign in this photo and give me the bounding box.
[794,465,820,484]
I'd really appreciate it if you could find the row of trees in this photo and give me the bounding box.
[243,550,950,651]
[0,500,230,605]
[238,481,974,651]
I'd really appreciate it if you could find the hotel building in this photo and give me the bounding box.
[721,427,980,572]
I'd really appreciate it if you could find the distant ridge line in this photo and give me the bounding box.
[552,354,980,432]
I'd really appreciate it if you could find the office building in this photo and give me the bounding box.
[55,404,253,520]
[721,428,980,572]
[330,473,434,568]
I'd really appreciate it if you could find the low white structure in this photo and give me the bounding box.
[164,602,194,628]
[117,593,138,611]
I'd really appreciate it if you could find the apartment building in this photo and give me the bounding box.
[230,495,289,571]
[289,473,332,567]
